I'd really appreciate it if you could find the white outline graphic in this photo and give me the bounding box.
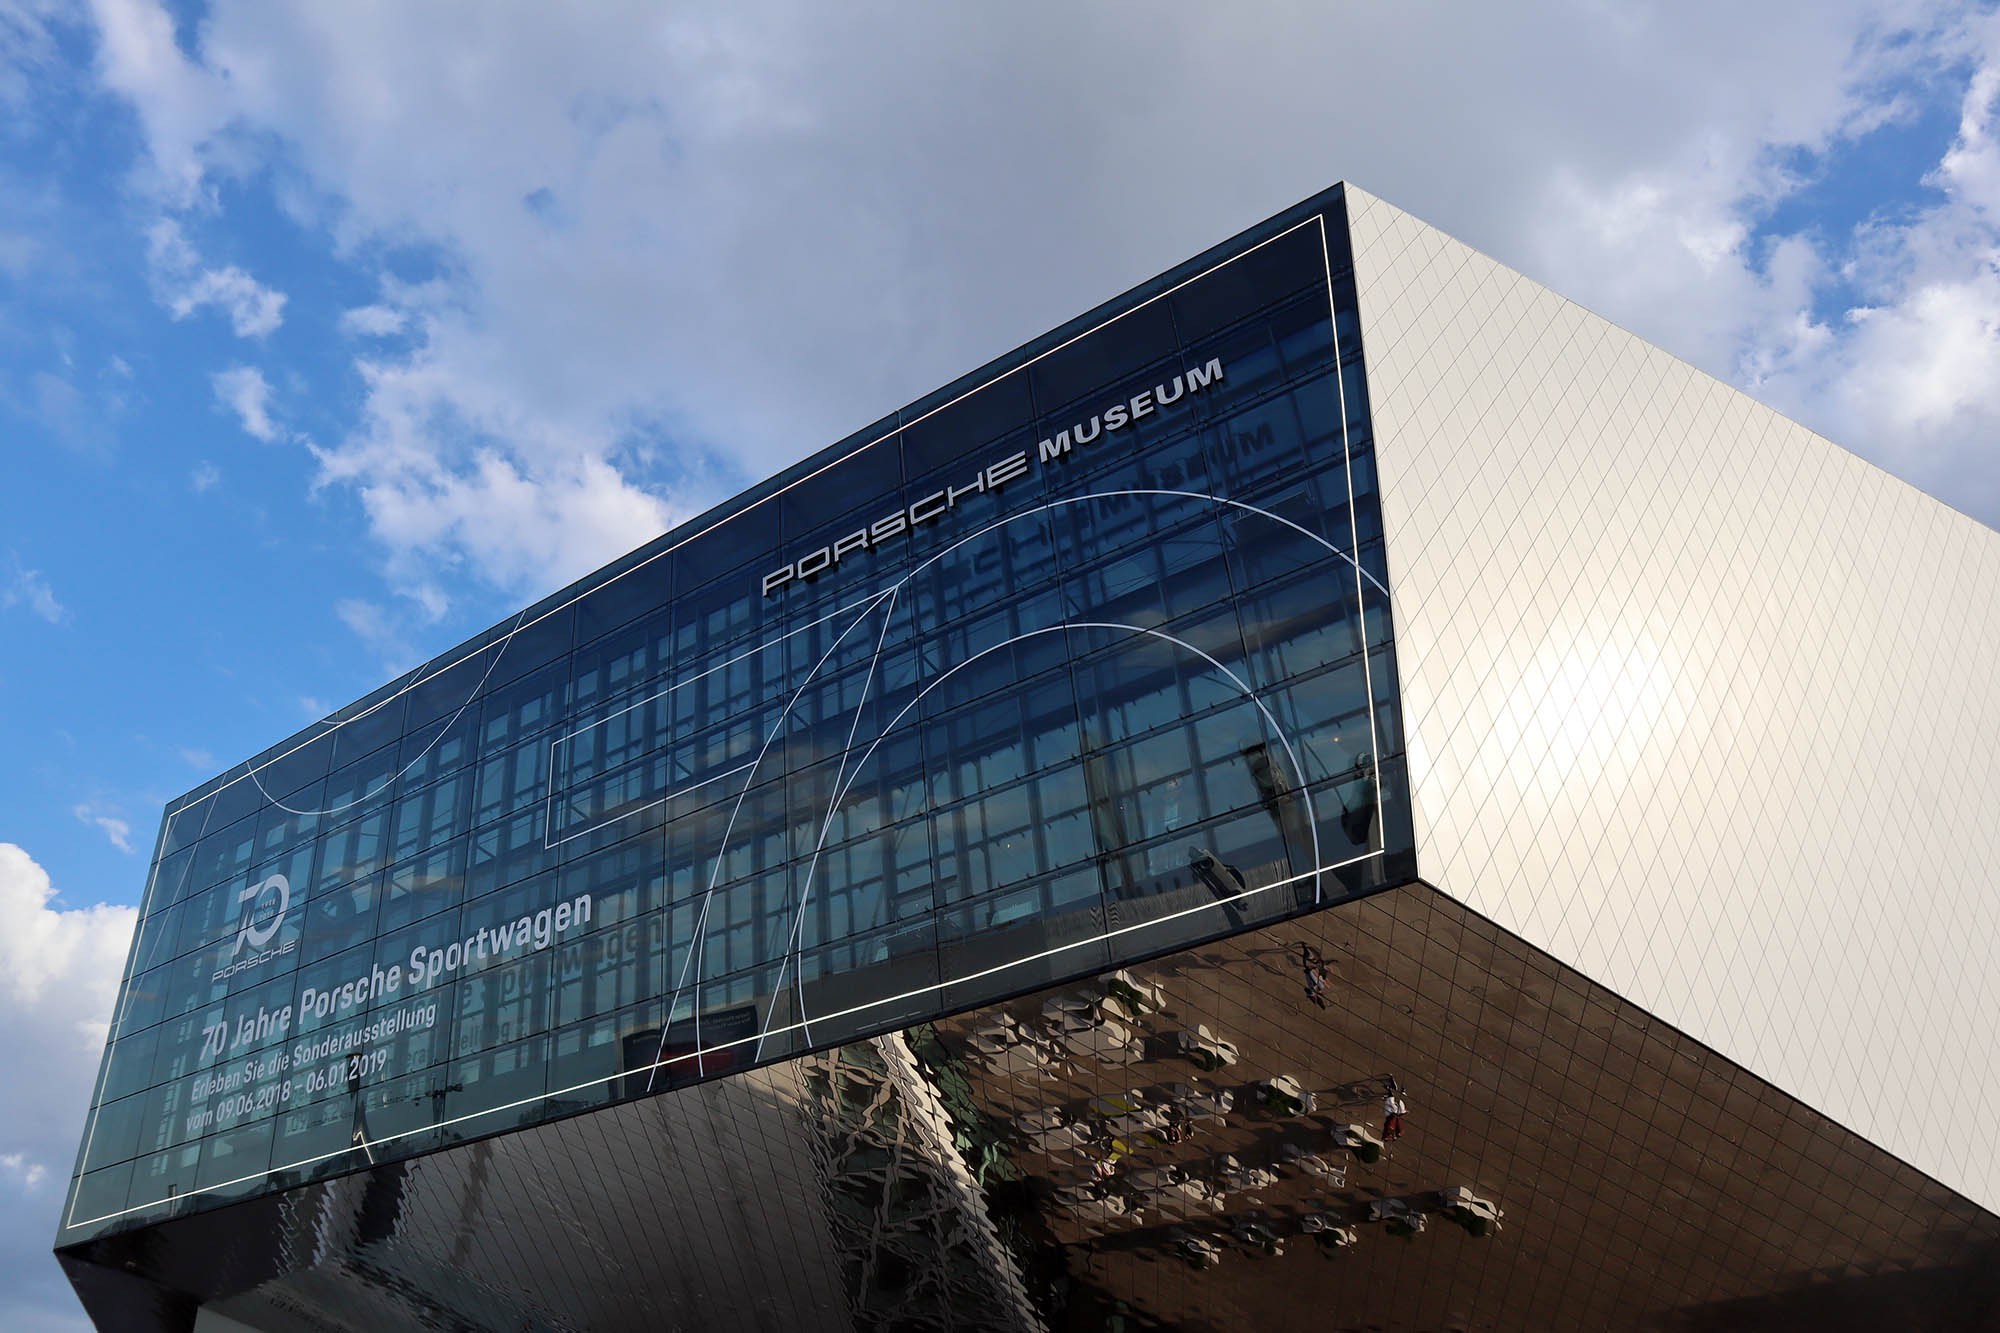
[752,618,1322,1063]
[63,851,1376,1233]
[157,215,1334,823]
[65,208,1398,1234]
[642,483,1373,1086]
[550,489,1386,848]
[230,874,291,956]
[244,606,533,818]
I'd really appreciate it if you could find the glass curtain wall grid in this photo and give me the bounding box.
[60,186,1413,1245]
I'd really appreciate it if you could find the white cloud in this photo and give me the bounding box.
[339,303,406,337]
[333,594,417,673]
[0,0,62,110]
[178,746,213,769]
[1743,8,2000,522]
[2,555,65,624]
[145,219,285,338]
[0,1153,47,1192]
[189,459,220,492]
[69,803,134,855]
[210,363,278,440]
[0,843,136,1331]
[86,0,229,204]
[85,0,2000,613]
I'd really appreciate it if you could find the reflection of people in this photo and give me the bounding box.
[1382,1085,1407,1141]
[1340,751,1378,844]
[1188,847,1248,928]
[1297,942,1329,1009]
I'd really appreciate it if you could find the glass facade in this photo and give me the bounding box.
[60,188,1413,1245]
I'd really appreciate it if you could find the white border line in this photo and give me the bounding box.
[63,848,1381,1233]
[747,616,1327,1061]
[541,590,895,849]
[62,801,207,1231]
[1317,212,1389,831]
[169,215,1338,817]
[67,206,1396,1234]
[545,488,1389,847]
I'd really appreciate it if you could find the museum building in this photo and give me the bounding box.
[54,184,2000,1331]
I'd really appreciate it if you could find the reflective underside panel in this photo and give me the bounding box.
[60,882,2000,1332]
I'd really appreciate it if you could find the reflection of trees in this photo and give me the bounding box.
[798,1037,1045,1333]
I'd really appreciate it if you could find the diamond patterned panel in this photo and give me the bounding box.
[1344,184,2000,1211]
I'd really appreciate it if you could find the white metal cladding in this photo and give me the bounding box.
[1344,184,2000,1212]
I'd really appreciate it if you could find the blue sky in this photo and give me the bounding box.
[4,1,1999,1326]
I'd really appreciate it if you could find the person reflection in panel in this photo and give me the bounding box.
[1187,847,1248,929]
[1297,942,1331,1010]
[1382,1078,1408,1142]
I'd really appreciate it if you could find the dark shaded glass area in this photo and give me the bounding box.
[61,185,1413,1250]
[57,884,2000,1332]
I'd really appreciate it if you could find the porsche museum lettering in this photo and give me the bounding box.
[761,358,1226,597]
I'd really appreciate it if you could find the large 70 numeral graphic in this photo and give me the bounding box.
[231,873,290,958]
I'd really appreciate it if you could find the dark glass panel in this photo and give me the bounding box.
[301,875,381,966]
[779,436,903,539]
[569,607,673,724]
[477,658,569,752]
[328,694,405,770]
[402,649,495,732]
[1170,221,1325,346]
[472,737,549,828]
[552,913,665,1030]
[149,845,203,917]
[1030,298,1177,420]
[1204,378,1317,497]
[192,772,269,847]
[484,606,575,689]
[670,570,761,662]
[360,1066,447,1159]
[666,513,780,601]
[123,897,184,983]
[321,743,403,821]
[573,556,672,648]
[68,1159,134,1230]
[248,730,335,804]
[313,808,390,895]
[156,801,210,860]
[937,865,1106,1009]
[396,707,479,790]
[542,1018,621,1114]
[441,1035,546,1141]
[194,1114,275,1195]
[392,769,471,864]
[268,1094,358,1186]
[96,1024,162,1106]
[78,1090,149,1174]
[793,915,940,1045]
[1273,288,1337,375]
[378,836,472,928]
[189,814,260,900]
[127,1143,200,1218]
[902,370,1035,485]
[449,948,553,1061]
